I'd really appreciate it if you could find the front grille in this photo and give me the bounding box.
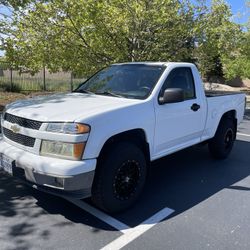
[4,113,42,130]
[3,127,35,147]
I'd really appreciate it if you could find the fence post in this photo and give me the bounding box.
[10,68,13,91]
[70,72,73,92]
[43,67,46,91]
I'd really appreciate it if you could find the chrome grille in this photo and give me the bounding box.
[4,113,42,130]
[3,127,35,147]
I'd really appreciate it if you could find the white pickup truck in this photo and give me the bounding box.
[0,62,246,213]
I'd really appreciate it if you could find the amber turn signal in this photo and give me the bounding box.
[73,143,86,159]
[76,124,90,134]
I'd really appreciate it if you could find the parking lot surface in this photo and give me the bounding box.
[0,112,250,250]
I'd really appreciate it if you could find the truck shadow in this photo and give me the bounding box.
[113,139,250,226]
[0,172,53,249]
[0,139,249,239]
[244,108,250,120]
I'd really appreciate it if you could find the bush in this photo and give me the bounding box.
[0,83,21,93]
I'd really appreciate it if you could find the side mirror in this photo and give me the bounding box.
[159,88,184,104]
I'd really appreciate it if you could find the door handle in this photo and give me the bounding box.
[191,103,200,111]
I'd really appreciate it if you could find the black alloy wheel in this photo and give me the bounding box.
[92,142,147,213]
[208,118,236,159]
[113,160,141,201]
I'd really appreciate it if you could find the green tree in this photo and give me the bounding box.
[0,0,39,54]
[194,0,244,80]
[221,3,250,81]
[4,0,197,75]
[221,29,250,80]
[2,0,249,81]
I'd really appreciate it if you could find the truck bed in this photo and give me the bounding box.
[205,90,243,97]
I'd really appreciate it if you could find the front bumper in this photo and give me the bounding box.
[0,139,97,198]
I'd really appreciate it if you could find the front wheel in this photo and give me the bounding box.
[208,118,236,159]
[91,142,147,213]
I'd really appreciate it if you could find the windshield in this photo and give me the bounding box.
[74,64,166,99]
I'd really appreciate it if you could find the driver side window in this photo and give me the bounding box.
[161,67,196,100]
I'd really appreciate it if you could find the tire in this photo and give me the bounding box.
[208,118,236,159]
[91,142,147,213]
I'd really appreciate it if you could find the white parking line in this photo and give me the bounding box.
[237,132,250,137]
[29,183,131,231]
[101,207,174,250]
[31,182,175,246]
[65,197,131,232]
[65,197,175,250]
[65,196,175,250]
[28,168,175,249]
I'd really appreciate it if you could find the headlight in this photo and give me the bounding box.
[40,140,85,160]
[46,123,90,134]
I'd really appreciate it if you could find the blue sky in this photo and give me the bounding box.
[192,0,249,24]
[226,0,249,24]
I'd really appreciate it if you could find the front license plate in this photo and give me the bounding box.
[0,154,13,175]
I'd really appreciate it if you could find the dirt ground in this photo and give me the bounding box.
[203,82,249,92]
[203,82,250,103]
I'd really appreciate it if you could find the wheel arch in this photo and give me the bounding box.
[97,128,150,164]
[216,110,237,137]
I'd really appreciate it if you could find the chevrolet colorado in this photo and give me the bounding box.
[0,62,246,213]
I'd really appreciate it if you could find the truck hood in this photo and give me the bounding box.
[6,93,140,122]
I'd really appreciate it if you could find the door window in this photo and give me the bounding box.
[161,67,195,100]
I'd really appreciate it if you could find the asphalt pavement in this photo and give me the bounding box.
[0,113,250,250]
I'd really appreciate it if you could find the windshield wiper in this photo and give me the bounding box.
[73,89,95,94]
[95,91,123,98]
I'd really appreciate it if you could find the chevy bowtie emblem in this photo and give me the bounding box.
[10,124,21,134]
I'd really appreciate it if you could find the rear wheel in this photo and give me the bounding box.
[208,118,236,159]
[91,142,147,213]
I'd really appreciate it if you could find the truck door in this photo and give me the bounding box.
[154,67,205,158]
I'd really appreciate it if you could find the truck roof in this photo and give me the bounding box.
[112,62,195,67]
